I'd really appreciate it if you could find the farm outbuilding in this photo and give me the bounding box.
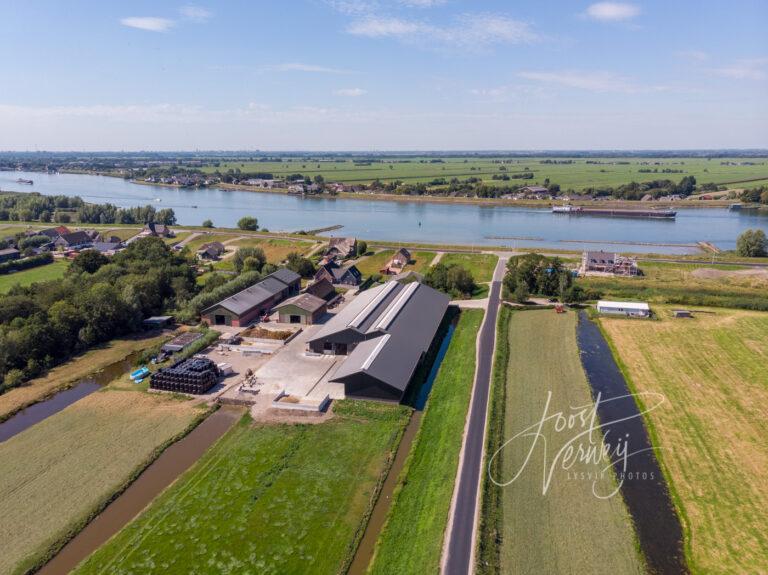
[596,300,650,318]
[275,293,327,325]
[162,331,204,353]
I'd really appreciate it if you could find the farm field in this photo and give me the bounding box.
[0,388,206,575]
[478,308,643,574]
[0,260,69,294]
[0,332,169,422]
[74,400,410,575]
[229,236,311,263]
[440,252,499,283]
[369,309,483,575]
[600,307,768,573]
[200,157,768,190]
[579,260,768,311]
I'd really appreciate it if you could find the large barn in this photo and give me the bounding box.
[307,281,449,401]
[202,268,301,327]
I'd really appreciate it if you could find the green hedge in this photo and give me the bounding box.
[0,252,54,275]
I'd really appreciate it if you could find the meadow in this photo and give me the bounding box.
[0,260,69,294]
[74,401,410,575]
[0,388,206,575]
[601,307,768,573]
[478,308,643,574]
[202,157,768,190]
[440,252,499,283]
[354,249,437,278]
[0,333,169,422]
[369,309,483,575]
[579,260,768,310]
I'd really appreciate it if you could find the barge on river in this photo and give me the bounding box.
[552,205,676,219]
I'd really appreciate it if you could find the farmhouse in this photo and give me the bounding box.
[202,268,301,327]
[324,237,357,260]
[275,293,327,325]
[596,300,650,318]
[141,223,174,238]
[307,281,449,401]
[580,251,639,276]
[379,248,411,275]
[197,241,225,260]
[38,226,70,241]
[0,248,21,263]
[54,231,93,250]
[314,261,362,286]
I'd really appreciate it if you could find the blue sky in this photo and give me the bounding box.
[1,0,766,150]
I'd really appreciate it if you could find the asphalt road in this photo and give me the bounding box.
[444,258,506,575]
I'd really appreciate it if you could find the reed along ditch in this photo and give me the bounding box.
[38,406,243,575]
[577,311,687,575]
[348,314,458,574]
[0,353,138,444]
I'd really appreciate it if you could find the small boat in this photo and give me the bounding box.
[130,366,150,381]
[16,178,33,185]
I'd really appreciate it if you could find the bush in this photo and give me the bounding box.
[736,229,767,257]
[237,216,259,231]
[201,219,214,228]
[233,247,266,273]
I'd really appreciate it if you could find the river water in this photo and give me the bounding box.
[2,171,767,254]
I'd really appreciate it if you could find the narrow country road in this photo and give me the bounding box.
[443,257,506,575]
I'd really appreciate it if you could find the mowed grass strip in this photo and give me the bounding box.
[485,309,642,574]
[355,250,394,277]
[601,307,768,573]
[0,260,69,294]
[74,401,410,575]
[369,309,484,574]
[230,237,310,263]
[405,250,436,273]
[440,252,498,283]
[0,389,206,575]
[0,333,168,422]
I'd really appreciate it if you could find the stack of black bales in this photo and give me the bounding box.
[150,357,219,395]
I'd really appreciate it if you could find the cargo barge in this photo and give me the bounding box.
[552,205,676,219]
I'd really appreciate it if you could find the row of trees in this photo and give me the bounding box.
[0,238,196,392]
[503,253,590,303]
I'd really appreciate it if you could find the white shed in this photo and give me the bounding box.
[596,300,650,317]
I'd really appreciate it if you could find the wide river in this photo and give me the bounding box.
[3,170,767,254]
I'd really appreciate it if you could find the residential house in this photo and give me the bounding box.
[197,241,226,260]
[379,248,411,275]
[314,261,362,286]
[38,225,71,241]
[90,242,123,255]
[324,237,357,260]
[306,281,449,401]
[580,251,639,276]
[305,278,337,302]
[201,268,301,327]
[142,222,174,238]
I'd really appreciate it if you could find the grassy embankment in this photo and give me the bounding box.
[73,400,410,575]
[600,306,768,573]
[0,260,69,294]
[477,308,643,574]
[0,333,169,423]
[0,387,208,575]
[368,309,483,574]
[580,260,768,311]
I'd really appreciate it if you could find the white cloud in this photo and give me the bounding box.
[519,70,668,93]
[711,58,768,80]
[347,13,539,49]
[120,17,175,32]
[583,2,640,22]
[180,6,212,23]
[335,88,367,97]
[265,62,353,74]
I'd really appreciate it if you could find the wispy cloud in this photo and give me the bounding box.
[677,50,709,63]
[518,70,668,93]
[335,88,367,96]
[180,6,212,23]
[120,17,175,32]
[399,0,446,7]
[347,13,539,49]
[583,2,640,22]
[265,62,354,74]
[326,0,378,15]
[711,58,768,80]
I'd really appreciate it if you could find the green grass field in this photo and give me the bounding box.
[369,309,483,574]
[440,252,499,283]
[0,388,206,575]
[601,307,768,573]
[478,308,643,574]
[0,260,69,294]
[74,401,410,575]
[230,237,310,263]
[201,157,768,190]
